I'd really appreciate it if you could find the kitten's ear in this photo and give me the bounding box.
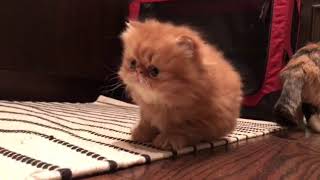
[125,20,141,30]
[176,36,196,58]
[122,20,141,39]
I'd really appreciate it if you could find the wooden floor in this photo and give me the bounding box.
[82,129,320,180]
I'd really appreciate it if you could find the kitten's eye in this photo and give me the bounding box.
[148,65,159,78]
[129,59,137,70]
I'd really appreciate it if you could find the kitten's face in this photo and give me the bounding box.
[118,20,202,104]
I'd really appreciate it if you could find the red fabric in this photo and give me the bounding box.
[243,0,299,106]
[295,0,302,49]
[129,0,171,20]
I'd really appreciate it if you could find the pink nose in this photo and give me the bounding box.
[136,67,147,76]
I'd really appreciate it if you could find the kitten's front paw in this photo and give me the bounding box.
[131,127,147,142]
[152,133,187,150]
[131,126,158,142]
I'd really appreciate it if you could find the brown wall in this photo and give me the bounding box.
[0,0,128,102]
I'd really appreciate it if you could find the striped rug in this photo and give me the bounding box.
[0,96,283,180]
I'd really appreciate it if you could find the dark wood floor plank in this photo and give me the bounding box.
[82,130,320,180]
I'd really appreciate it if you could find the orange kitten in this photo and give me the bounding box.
[118,19,243,150]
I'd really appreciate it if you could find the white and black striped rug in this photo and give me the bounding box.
[0,96,283,179]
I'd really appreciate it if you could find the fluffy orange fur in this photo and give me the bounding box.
[118,19,243,150]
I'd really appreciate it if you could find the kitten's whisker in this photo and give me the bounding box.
[108,75,120,81]
[104,83,124,93]
[99,82,121,91]
[104,73,120,82]
[103,65,118,74]
[108,82,123,88]
[108,72,120,78]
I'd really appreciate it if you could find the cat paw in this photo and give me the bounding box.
[152,133,187,150]
[274,103,297,126]
[131,126,158,142]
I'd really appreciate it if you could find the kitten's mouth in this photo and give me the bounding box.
[135,73,151,89]
[136,73,144,84]
[135,73,151,88]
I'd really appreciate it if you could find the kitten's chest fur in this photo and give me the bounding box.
[144,104,194,131]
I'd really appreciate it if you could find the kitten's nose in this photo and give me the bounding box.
[137,68,145,75]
